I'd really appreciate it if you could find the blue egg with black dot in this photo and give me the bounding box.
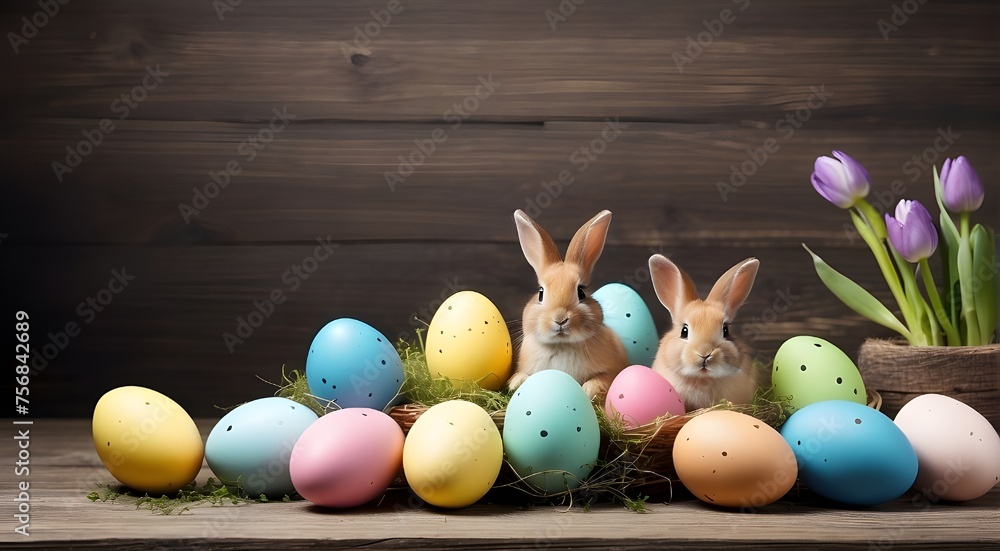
[591,283,659,367]
[502,370,600,495]
[305,318,405,411]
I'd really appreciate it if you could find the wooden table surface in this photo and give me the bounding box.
[2,419,998,550]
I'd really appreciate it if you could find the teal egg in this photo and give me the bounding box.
[772,336,867,414]
[206,397,319,497]
[591,283,659,367]
[502,370,600,494]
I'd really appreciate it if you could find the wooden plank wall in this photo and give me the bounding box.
[1,0,997,417]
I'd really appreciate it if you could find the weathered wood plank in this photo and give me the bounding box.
[2,121,996,245]
[3,243,910,417]
[1,419,997,549]
[0,1,997,124]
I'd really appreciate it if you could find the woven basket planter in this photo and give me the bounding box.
[389,389,881,492]
[858,338,1000,428]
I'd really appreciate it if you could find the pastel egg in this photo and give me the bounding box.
[289,408,404,508]
[894,394,1000,501]
[306,318,405,411]
[402,400,503,508]
[781,400,918,506]
[205,397,318,497]
[591,283,659,367]
[673,410,797,508]
[503,370,600,495]
[772,336,867,414]
[606,365,685,427]
[92,386,204,494]
[425,291,512,390]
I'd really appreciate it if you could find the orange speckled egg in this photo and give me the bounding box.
[673,410,796,509]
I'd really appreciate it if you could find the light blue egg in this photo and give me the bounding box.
[305,318,405,411]
[780,400,918,506]
[503,370,599,494]
[591,283,659,367]
[205,397,318,497]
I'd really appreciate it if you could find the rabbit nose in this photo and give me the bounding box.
[697,353,712,366]
[555,318,569,327]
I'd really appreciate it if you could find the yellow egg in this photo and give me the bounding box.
[92,386,204,494]
[425,291,512,390]
[403,400,503,508]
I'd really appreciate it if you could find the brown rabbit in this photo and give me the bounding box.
[507,210,628,400]
[648,254,763,410]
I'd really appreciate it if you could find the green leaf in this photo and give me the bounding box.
[971,224,997,343]
[803,244,911,338]
[934,167,962,325]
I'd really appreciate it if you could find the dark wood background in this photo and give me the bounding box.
[1,0,997,417]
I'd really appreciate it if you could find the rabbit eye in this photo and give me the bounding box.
[680,324,689,340]
[538,287,544,303]
[577,285,586,301]
[723,323,731,339]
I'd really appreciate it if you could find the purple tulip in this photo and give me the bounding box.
[940,156,984,213]
[885,200,939,263]
[811,151,871,209]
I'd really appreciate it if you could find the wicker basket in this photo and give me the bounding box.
[389,389,882,492]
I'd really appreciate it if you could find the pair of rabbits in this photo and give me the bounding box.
[506,209,763,411]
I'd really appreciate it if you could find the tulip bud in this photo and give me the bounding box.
[940,156,984,214]
[811,151,871,209]
[885,200,939,263]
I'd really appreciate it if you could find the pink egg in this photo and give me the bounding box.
[606,365,686,427]
[290,408,404,508]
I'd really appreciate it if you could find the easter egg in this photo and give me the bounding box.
[402,400,503,508]
[605,365,685,427]
[894,394,1000,501]
[425,291,512,390]
[306,318,405,411]
[772,336,866,414]
[289,408,404,508]
[781,400,918,506]
[205,397,318,497]
[503,370,600,494]
[673,410,797,508]
[92,386,204,494]
[591,283,659,367]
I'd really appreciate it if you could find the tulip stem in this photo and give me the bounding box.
[851,205,920,344]
[958,213,981,345]
[919,258,961,345]
[889,247,931,345]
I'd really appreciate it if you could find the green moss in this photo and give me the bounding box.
[87,477,267,515]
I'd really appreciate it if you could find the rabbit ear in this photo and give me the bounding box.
[706,258,759,319]
[514,209,562,276]
[565,210,613,285]
[649,254,699,318]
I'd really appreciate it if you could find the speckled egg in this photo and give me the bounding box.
[425,291,512,390]
[673,410,797,509]
[305,318,405,411]
[606,365,686,428]
[503,370,600,494]
[205,397,318,497]
[772,336,867,414]
[894,394,1000,501]
[592,283,659,367]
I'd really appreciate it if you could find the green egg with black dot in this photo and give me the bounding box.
[772,336,867,414]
